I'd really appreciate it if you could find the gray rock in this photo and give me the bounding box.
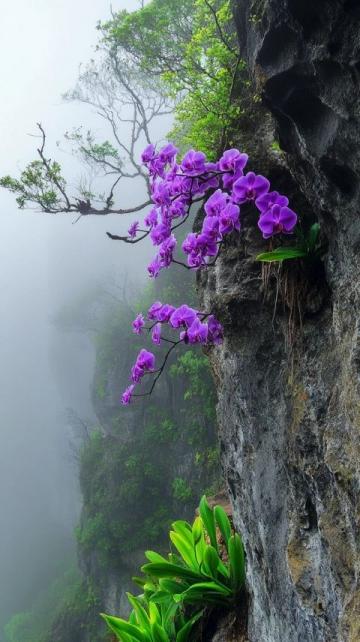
[200,2,360,640]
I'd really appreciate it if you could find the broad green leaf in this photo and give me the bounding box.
[126,594,150,630]
[151,621,170,642]
[149,601,161,624]
[145,551,168,564]
[161,597,179,631]
[101,614,150,642]
[214,505,232,549]
[256,247,307,262]
[142,562,202,583]
[158,578,190,594]
[174,581,233,606]
[172,520,192,535]
[203,545,220,579]
[148,590,174,604]
[192,516,203,546]
[176,610,203,642]
[228,533,246,591]
[199,496,218,551]
[170,531,198,569]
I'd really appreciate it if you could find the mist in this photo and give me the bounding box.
[0,0,155,636]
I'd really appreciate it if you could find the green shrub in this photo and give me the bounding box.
[102,497,246,641]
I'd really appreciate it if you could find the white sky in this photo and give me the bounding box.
[0,0,154,632]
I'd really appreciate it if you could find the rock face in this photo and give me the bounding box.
[200,2,360,641]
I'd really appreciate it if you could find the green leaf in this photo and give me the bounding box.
[174,581,233,606]
[214,505,231,550]
[151,621,170,642]
[199,496,218,551]
[176,610,203,642]
[141,562,202,583]
[148,590,174,605]
[126,594,150,630]
[169,531,198,569]
[256,247,307,263]
[228,533,246,591]
[101,614,150,642]
[203,545,220,579]
[172,520,192,535]
[149,601,163,624]
[307,223,320,252]
[192,516,203,546]
[145,551,169,564]
[158,578,190,595]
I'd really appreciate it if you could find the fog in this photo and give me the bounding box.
[0,0,155,636]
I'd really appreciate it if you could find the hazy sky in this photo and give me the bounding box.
[0,0,153,634]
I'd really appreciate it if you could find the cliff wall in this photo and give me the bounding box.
[201,2,360,640]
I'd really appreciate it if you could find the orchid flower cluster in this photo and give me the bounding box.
[122,303,223,405]
[121,143,298,404]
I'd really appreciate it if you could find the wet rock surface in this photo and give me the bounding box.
[202,2,360,640]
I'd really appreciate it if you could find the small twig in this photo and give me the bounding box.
[106,231,150,243]
[133,341,182,398]
[203,0,239,56]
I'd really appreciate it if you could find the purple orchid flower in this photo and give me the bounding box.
[128,220,139,239]
[207,315,224,344]
[150,223,171,246]
[170,305,198,328]
[141,144,156,165]
[219,150,248,190]
[157,304,176,323]
[130,349,155,383]
[152,182,172,206]
[148,301,163,320]
[218,202,240,236]
[158,143,178,165]
[169,198,187,219]
[121,384,135,405]
[144,207,158,228]
[183,232,218,268]
[198,175,220,194]
[182,233,198,255]
[151,323,162,345]
[148,157,166,178]
[158,234,176,267]
[232,171,270,203]
[132,313,145,335]
[137,349,156,370]
[181,149,207,176]
[219,149,248,173]
[202,215,220,241]
[255,191,289,214]
[204,189,228,217]
[258,204,297,238]
[147,255,161,278]
[187,317,209,344]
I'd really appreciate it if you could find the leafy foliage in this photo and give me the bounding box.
[99,0,243,157]
[141,497,245,607]
[101,497,246,641]
[0,160,65,210]
[256,223,322,263]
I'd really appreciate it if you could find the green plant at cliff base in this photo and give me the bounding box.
[102,496,246,641]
